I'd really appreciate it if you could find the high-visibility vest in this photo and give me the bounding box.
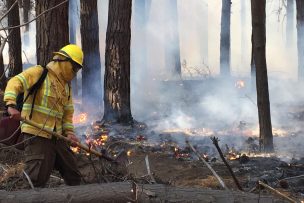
[4,65,74,138]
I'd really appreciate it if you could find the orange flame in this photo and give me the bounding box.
[73,113,88,124]
[235,80,245,89]
[71,146,80,153]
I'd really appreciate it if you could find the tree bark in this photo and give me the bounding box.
[0,182,275,203]
[103,0,133,124]
[22,0,30,32]
[286,0,295,48]
[80,0,102,109]
[251,0,274,152]
[69,0,78,97]
[250,33,256,90]
[0,40,5,90]
[36,0,69,66]
[7,0,22,77]
[296,0,304,80]
[165,0,181,77]
[220,0,231,76]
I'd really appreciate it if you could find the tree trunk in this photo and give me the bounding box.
[80,0,102,109]
[165,0,181,77]
[250,33,256,91]
[0,40,5,90]
[103,0,133,124]
[251,0,274,152]
[36,0,69,66]
[69,0,78,97]
[0,182,276,203]
[7,0,22,77]
[286,0,295,48]
[296,0,304,80]
[22,0,30,32]
[220,0,231,76]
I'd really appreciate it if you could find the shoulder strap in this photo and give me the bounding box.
[23,66,48,103]
[23,66,48,119]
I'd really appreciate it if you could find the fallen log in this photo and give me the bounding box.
[0,182,280,203]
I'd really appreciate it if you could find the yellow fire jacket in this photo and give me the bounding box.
[4,64,74,138]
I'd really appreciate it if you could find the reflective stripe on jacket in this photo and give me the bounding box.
[4,65,74,138]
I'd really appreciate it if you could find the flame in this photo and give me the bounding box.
[86,134,108,148]
[235,80,245,89]
[228,154,239,160]
[127,150,132,156]
[73,113,88,124]
[71,146,80,153]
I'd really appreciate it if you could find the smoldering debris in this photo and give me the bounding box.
[1,119,303,202]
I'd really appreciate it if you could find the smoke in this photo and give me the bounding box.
[13,0,304,160]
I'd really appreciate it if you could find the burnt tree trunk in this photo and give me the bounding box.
[296,0,304,80]
[220,0,231,76]
[103,0,133,124]
[22,0,30,32]
[286,0,295,48]
[80,0,102,109]
[36,0,69,66]
[69,0,78,97]
[251,0,274,152]
[165,0,181,77]
[250,33,256,90]
[0,41,5,90]
[7,0,22,77]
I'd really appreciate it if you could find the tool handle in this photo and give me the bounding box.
[21,117,114,161]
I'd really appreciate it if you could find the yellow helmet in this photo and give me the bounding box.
[53,44,84,67]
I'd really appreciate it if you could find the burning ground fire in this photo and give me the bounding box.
[73,113,88,124]
[70,112,296,163]
[70,134,108,154]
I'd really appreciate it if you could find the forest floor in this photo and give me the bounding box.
[1,87,304,201]
[1,118,304,202]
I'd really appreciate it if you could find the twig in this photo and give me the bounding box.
[258,181,297,203]
[0,0,18,22]
[0,0,68,31]
[22,50,30,64]
[282,174,304,181]
[50,175,64,182]
[186,140,228,190]
[211,137,243,191]
[144,155,156,183]
[23,170,35,190]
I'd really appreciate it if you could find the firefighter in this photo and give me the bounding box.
[4,44,83,187]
